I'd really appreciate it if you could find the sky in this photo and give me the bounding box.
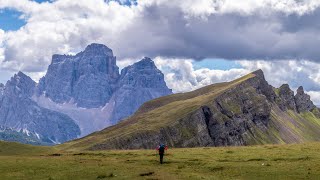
[0,0,320,105]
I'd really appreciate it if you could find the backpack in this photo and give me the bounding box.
[159,144,165,153]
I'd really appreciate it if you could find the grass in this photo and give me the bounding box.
[0,140,54,156]
[1,141,320,179]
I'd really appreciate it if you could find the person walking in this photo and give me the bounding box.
[157,144,168,164]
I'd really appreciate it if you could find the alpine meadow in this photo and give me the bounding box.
[1,0,320,180]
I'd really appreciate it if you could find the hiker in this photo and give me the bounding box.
[156,144,168,164]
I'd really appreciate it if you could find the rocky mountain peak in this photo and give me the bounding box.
[251,69,265,79]
[38,43,120,108]
[135,57,156,68]
[6,71,36,97]
[277,84,297,111]
[119,57,169,89]
[296,86,305,95]
[83,43,113,56]
[295,86,316,112]
[246,69,276,102]
[110,57,172,124]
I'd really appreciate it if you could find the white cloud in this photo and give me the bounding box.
[0,29,4,62]
[154,57,249,93]
[1,0,320,105]
[2,0,320,75]
[307,91,320,106]
[138,0,320,16]
[1,0,136,72]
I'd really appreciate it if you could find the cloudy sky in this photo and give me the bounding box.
[0,0,320,105]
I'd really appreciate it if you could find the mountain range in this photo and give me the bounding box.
[1,43,320,150]
[62,70,320,150]
[0,43,172,145]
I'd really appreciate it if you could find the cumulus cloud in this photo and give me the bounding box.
[1,0,320,104]
[307,91,320,106]
[2,0,320,73]
[1,0,137,72]
[154,57,250,92]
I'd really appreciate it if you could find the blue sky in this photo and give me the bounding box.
[193,59,242,70]
[0,0,134,31]
[0,9,25,31]
[0,0,50,31]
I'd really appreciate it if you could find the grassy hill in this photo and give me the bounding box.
[61,70,320,151]
[0,141,320,179]
[0,140,53,156]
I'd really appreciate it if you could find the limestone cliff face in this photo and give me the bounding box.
[68,70,320,150]
[110,57,172,124]
[38,43,120,108]
[0,72,80,144]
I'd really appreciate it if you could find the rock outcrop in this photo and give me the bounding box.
[276,84,297,111]
[295,86,317,112]
[0,83,4,99]
[0,72,80,144]
[64,70,320,150]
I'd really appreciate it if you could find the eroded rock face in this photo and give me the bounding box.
[0,83,4,99]
[89,107,214,150]
[295,86,316,112]
[38,43,120,108]
[110,57,172,124]
[277,84,297,111]
[0,72,80,144]
[36,44,172,134]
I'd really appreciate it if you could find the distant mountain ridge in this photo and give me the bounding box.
[0,72,80,144]
[62,70,320,150]
[0,43,172,144]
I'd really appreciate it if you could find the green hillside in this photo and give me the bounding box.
[0,140,53,156]
[61,72,256,151]
[61,70,320,151]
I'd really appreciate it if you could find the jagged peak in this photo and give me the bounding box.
[8,71,35,86]
[279,84,293,93]
[51,54,71,63]
[251,69,265,79]
[13,71,31,81]
[297,86,304,94]
[140,57,153,62]
[51,43,114,64]
[83,43,113,56]
[133,57,156,68]
[279,84,290,89]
